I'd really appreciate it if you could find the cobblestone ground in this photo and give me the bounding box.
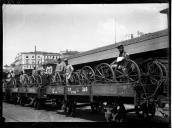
[3,102,170,123]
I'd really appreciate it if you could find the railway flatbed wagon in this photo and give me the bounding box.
[54,82,141,120]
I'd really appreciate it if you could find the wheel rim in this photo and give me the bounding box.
[114,59,140,83]
[80,66,95,85]
[147,61,163,85]
[156,61,168,81]
[95,63,115,83]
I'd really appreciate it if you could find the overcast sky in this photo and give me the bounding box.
[3,4,168,65]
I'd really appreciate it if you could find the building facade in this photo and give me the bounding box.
[13,51,61,72]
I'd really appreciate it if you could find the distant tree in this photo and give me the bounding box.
[11,64,15,67]
[137,31,144,37]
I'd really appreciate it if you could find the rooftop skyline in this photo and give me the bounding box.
[3,4,168,65]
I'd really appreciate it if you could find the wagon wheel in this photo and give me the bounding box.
[80,66,95,85]
[112,59,140,83]
[95,63,115,83]
[155,60,168,81]
[136,101,156,119]
[111,103,126,122]
[75,71,81,85]
[54,72,62,84]
[69,72,80,85]
[147,61,163,85]
[77,69,86,85]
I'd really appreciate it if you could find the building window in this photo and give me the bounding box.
[26,59,29,64]
[32,56,34,58]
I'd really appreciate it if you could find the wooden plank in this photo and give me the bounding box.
[92,83,135,97]
[66,85,91,96]
[69,36,168,65]
[46,86,64,95]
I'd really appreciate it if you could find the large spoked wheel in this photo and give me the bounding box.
[155,60,168,81]
[112,59,140,83]
[69,72,81,85]
[80,66,95,85]
[94,63,115,83]
[54,73,62,84]
[147,61,163,85]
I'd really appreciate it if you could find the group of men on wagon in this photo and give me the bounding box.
[21,58,74,86]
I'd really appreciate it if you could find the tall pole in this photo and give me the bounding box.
[35,45,37,71]
[115,17,116,43]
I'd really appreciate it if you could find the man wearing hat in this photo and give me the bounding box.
[64,59,74,85]
[117,44,129,59]
[111,44,129,68]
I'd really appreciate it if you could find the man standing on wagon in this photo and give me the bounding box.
[64,59,74,85]
[55,58,66,82]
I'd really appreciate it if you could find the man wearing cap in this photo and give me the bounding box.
[111,45,129,69]
[117,45,129,59]
[64,59,74,85]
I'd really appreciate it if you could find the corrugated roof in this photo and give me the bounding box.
[68,29,168,59]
